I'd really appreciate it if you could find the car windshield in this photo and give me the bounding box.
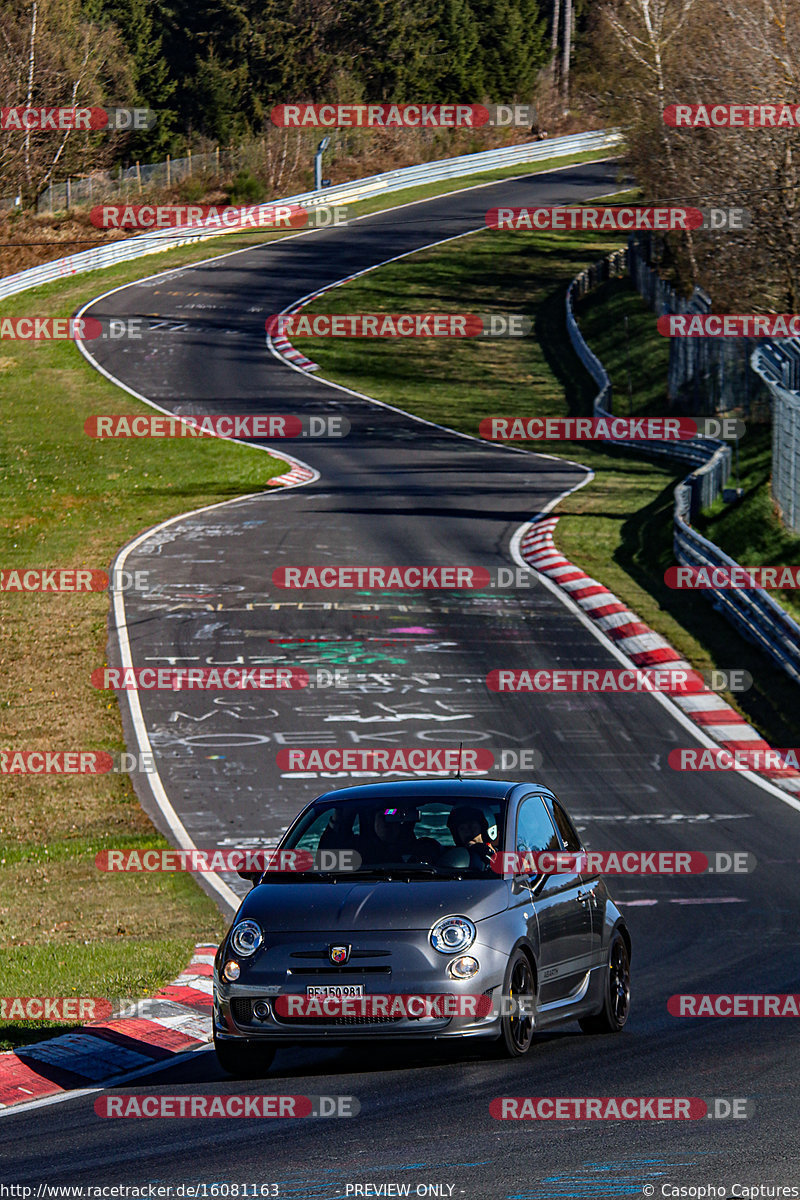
[282,796,507,878]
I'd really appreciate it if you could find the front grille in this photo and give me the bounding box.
[290,950,390,960]
[231,998,256,1026]
[275,1013,403,1027]
[286,966,391,976]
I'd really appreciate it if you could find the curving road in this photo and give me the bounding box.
[2,160,800,1198]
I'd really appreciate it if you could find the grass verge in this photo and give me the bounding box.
[0,270,287,1048]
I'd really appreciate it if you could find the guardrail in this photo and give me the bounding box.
[671,490,800,685]
[566,251,800,686]
[0,128,622,302]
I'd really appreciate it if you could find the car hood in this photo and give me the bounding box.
[238,878,509,932]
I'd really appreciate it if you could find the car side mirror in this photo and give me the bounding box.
[511,871,546,896]
[236,868,262,886]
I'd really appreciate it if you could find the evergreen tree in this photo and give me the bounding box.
[95,0,177,154]
[470,0,548,99]
[434,0,485,101]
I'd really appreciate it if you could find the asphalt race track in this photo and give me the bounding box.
[3,160,800,1198]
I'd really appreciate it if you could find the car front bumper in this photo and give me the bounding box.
[213,931,510,1042]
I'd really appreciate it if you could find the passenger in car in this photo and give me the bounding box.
[446,806,497,872]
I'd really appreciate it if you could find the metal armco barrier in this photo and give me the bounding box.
[0,128,622,302]
[566,253,800,686]
[672,499,800,685]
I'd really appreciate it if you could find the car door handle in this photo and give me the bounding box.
[577,888,595,904]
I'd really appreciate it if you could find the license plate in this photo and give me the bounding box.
[306,984,364,998]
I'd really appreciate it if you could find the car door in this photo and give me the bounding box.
[513,794,594,1005]
[547,793,604,970]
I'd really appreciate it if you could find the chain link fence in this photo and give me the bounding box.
[627,235,769,419]
[36,147,238,214]
[751,343,800,533]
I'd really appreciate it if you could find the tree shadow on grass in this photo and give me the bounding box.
[534,281,598,418]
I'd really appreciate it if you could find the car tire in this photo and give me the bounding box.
[213,1028,276,1077]
[494,948,536,1057]
[579,929,630,1034]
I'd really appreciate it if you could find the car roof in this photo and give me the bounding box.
[311,779,549,804]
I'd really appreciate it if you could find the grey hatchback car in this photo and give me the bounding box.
[213,779,632,1076]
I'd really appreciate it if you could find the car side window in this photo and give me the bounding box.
[293,808,338,851]
[515,796,560,859]
[551,799,582,852]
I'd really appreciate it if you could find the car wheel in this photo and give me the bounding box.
[495,949,536,1057]
[213,1027,276,1077]
[579,929,630,1034]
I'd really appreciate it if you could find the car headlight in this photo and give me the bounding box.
[430,915,476,955]
[230,920,263,957]
[446,955,480,980]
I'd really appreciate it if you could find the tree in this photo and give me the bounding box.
[0,0,134,206]
[95,0,177,156]
[434,0,485,101]
[470,0,549,101]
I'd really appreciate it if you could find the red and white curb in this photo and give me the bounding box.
[268,298,321,372]
[519,515,800,795]
[267,273,366,374]
[270,332,319,372]
[268,463,316,486]
[0,944,216,1110]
